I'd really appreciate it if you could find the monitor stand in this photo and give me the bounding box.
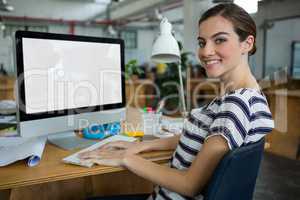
[47,131,98,150]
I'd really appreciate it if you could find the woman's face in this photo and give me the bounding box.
[198,15,247,78]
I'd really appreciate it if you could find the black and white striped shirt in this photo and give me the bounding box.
[151,88,274,200]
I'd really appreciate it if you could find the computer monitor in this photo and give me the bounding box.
[15,31,125,138]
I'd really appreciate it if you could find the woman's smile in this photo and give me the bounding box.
[203,59,222,70]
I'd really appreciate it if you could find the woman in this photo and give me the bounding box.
[80,3,274,200]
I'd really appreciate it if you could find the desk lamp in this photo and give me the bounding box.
[151,17,187,117]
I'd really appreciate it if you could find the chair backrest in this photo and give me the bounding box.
[203,138,265,200]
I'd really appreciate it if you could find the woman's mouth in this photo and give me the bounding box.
[203,59,221,69]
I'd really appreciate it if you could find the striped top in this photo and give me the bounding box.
[150,88,274,200]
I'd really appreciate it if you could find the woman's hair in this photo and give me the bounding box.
[198,3,257,56]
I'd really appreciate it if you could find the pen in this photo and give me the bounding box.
[147,107,154,113]
[156,99,165,113]
[143,107,147,113]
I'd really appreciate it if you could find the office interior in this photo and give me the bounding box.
[0,0,299,200]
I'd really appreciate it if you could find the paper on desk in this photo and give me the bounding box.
[0,115,16,124]
[0,136,47,167]
[63,135,137,168]
[0,100,16,115]
[161,117,184,134]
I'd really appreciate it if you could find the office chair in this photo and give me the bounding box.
[202,138,265,200]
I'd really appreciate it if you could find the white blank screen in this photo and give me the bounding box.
[22,38,122,114]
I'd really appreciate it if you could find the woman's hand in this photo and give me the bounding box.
[77,140,144,167]
[98,141,144,154]
[79,149,129,167]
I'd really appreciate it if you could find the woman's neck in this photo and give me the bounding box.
[220,61,259,95]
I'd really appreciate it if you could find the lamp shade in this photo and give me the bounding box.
[151,18,180,63]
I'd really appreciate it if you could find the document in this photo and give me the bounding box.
[160,117,184,134]
[0,136,47,167]
[63,135,137,168]
[0,115,16,124]
[0,100,16,115]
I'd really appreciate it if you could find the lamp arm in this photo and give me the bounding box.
[178,61,188,118]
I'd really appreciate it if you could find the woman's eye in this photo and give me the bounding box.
[215,38,226,44]
[198,41,205,48]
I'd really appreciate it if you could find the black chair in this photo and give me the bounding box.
[203,138,265,200]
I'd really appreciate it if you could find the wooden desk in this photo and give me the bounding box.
[0,75,15,100]
[187,78,221,109]
[0,108,173,200]
[125,79,156,108]
[264,89,300,159]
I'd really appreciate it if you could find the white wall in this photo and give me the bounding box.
[73,26,104,37]
[254,0,300,78]
[265,18,300,76]
[163,6,183,23]
[0,32,14,74]
[2,0,106,21]
[183,0,213,56]
[126,29,155,64]
[48,25,70,34]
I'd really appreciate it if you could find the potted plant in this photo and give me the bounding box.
[125,59,144,107]
[125,59,143,80]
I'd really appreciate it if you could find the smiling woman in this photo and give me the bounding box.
[80,3,274,200]
[197,3,257,91]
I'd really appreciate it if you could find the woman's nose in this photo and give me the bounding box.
[199,43,215,57]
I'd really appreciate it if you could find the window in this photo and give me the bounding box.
[3,24,48,38]
[291,41,300,79]
[120,30,137,49]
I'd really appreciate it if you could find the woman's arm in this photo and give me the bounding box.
[123,135,229,197]
[138,135,181,152]
[96,135,181,155]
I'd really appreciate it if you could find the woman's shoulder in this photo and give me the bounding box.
[192,88,269,114]
[219,88,268,106]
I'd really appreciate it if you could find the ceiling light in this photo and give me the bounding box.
[94,0,111,4]
[212,0,233,3]
[234,0,259,14]
[0,23,5,31]
[94,0,125,4]
[107,25,117,36]
[154,9,163,21]
[0,0,14,12]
